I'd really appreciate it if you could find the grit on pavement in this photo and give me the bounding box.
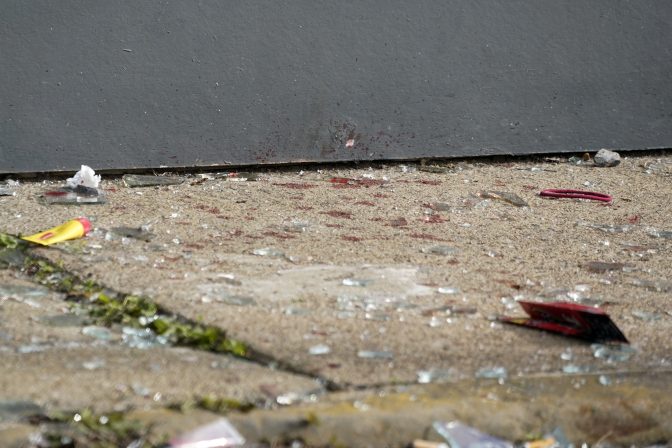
[1,153,671,447]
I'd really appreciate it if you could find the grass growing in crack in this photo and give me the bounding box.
[1,232,249,358]
[29,408,153,448]
[168,394,255,414]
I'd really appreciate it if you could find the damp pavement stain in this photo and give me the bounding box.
[1,153,672,446]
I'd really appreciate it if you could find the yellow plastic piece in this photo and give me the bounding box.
[21,218,92,246]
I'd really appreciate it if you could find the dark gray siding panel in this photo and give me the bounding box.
[1,1,671,173]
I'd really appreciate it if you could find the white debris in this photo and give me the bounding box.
[593,149,621,167]
[66,165,101,188]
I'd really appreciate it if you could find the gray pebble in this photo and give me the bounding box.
[594,148,621,167]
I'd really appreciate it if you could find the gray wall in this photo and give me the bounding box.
[1,1,671,173]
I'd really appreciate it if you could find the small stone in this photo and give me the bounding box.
[593,149,621,167]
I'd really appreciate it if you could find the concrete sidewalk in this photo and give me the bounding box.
[1,153,671,446]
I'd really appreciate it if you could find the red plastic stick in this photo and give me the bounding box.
[539,189,612,203]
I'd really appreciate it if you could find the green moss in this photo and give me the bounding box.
[38,408,152,448]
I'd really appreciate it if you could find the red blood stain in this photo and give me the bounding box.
[354,201,375,206]
[330,177,386,188]
[195,204,221,214]
[416,180,442,186]
[273,182,317,189]
[322,210,353,219]
[627,215,641,224]
[342,235,363,242]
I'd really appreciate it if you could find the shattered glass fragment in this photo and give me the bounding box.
[591,343,635,363]
[0,284,54,300]
[82,325,114,341]
[170,418,245,448]
[432,421,513,448]
[282,220,311,233]
[576,221,633,233]
[475,366,508,380]
[646,227,672,239]
[630,278,672,293]
[357,350,394,359]
[122,174,185,187]
[417,368,455,384]
[283,306,310,316]
[477,190,529,207]
[41,185,106,205]
[599,375,612,386]
[437,287,459,295]
[342,278,372,287]
[252,247,286,258]
[631,310,662,321]
[640,160,672,175]
[82,358,106,370]
[562,364,588,374]
[308,344,331,355]
[0,180,18,196]
[108,226,155,242]
[583,261,629,273]
[421,245,459,256]
[122,327,168,349]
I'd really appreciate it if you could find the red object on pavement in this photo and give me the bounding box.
[539,189,612,203]
[499,301,628,343]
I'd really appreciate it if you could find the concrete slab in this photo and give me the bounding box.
[1,155,671,391]
[0,270,324,414]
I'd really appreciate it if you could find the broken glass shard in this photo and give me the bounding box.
[562,364,588,374]
[591,343,635,363]
[630,278,672,293]
[122,327,168,349]
[357,350,394,359]
[0,284,54,300]
[170,418,245,448]
[282,220,311,233]
[252,247,286,258]
[41,186,106,205]
[342,278,372,287]
[432,421,513,448]
[475,366,508,380]
[576,221,633,233]
[646,228,672,239]
[631,310,661,321]
[122,174,185,187]
[109,226,155,242]
[583,261,629,273]
[598,375,612,386]
[82,358,106,370]
[308,344,331,355]
[477,190,529,207]
[417,368,455,384]
[82,325,113,341]
[437,287,459,295]
[421,245,459,256]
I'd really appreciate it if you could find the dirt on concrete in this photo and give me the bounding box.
[0,153,671,447]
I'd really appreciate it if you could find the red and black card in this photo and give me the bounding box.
[499,301,628,343]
